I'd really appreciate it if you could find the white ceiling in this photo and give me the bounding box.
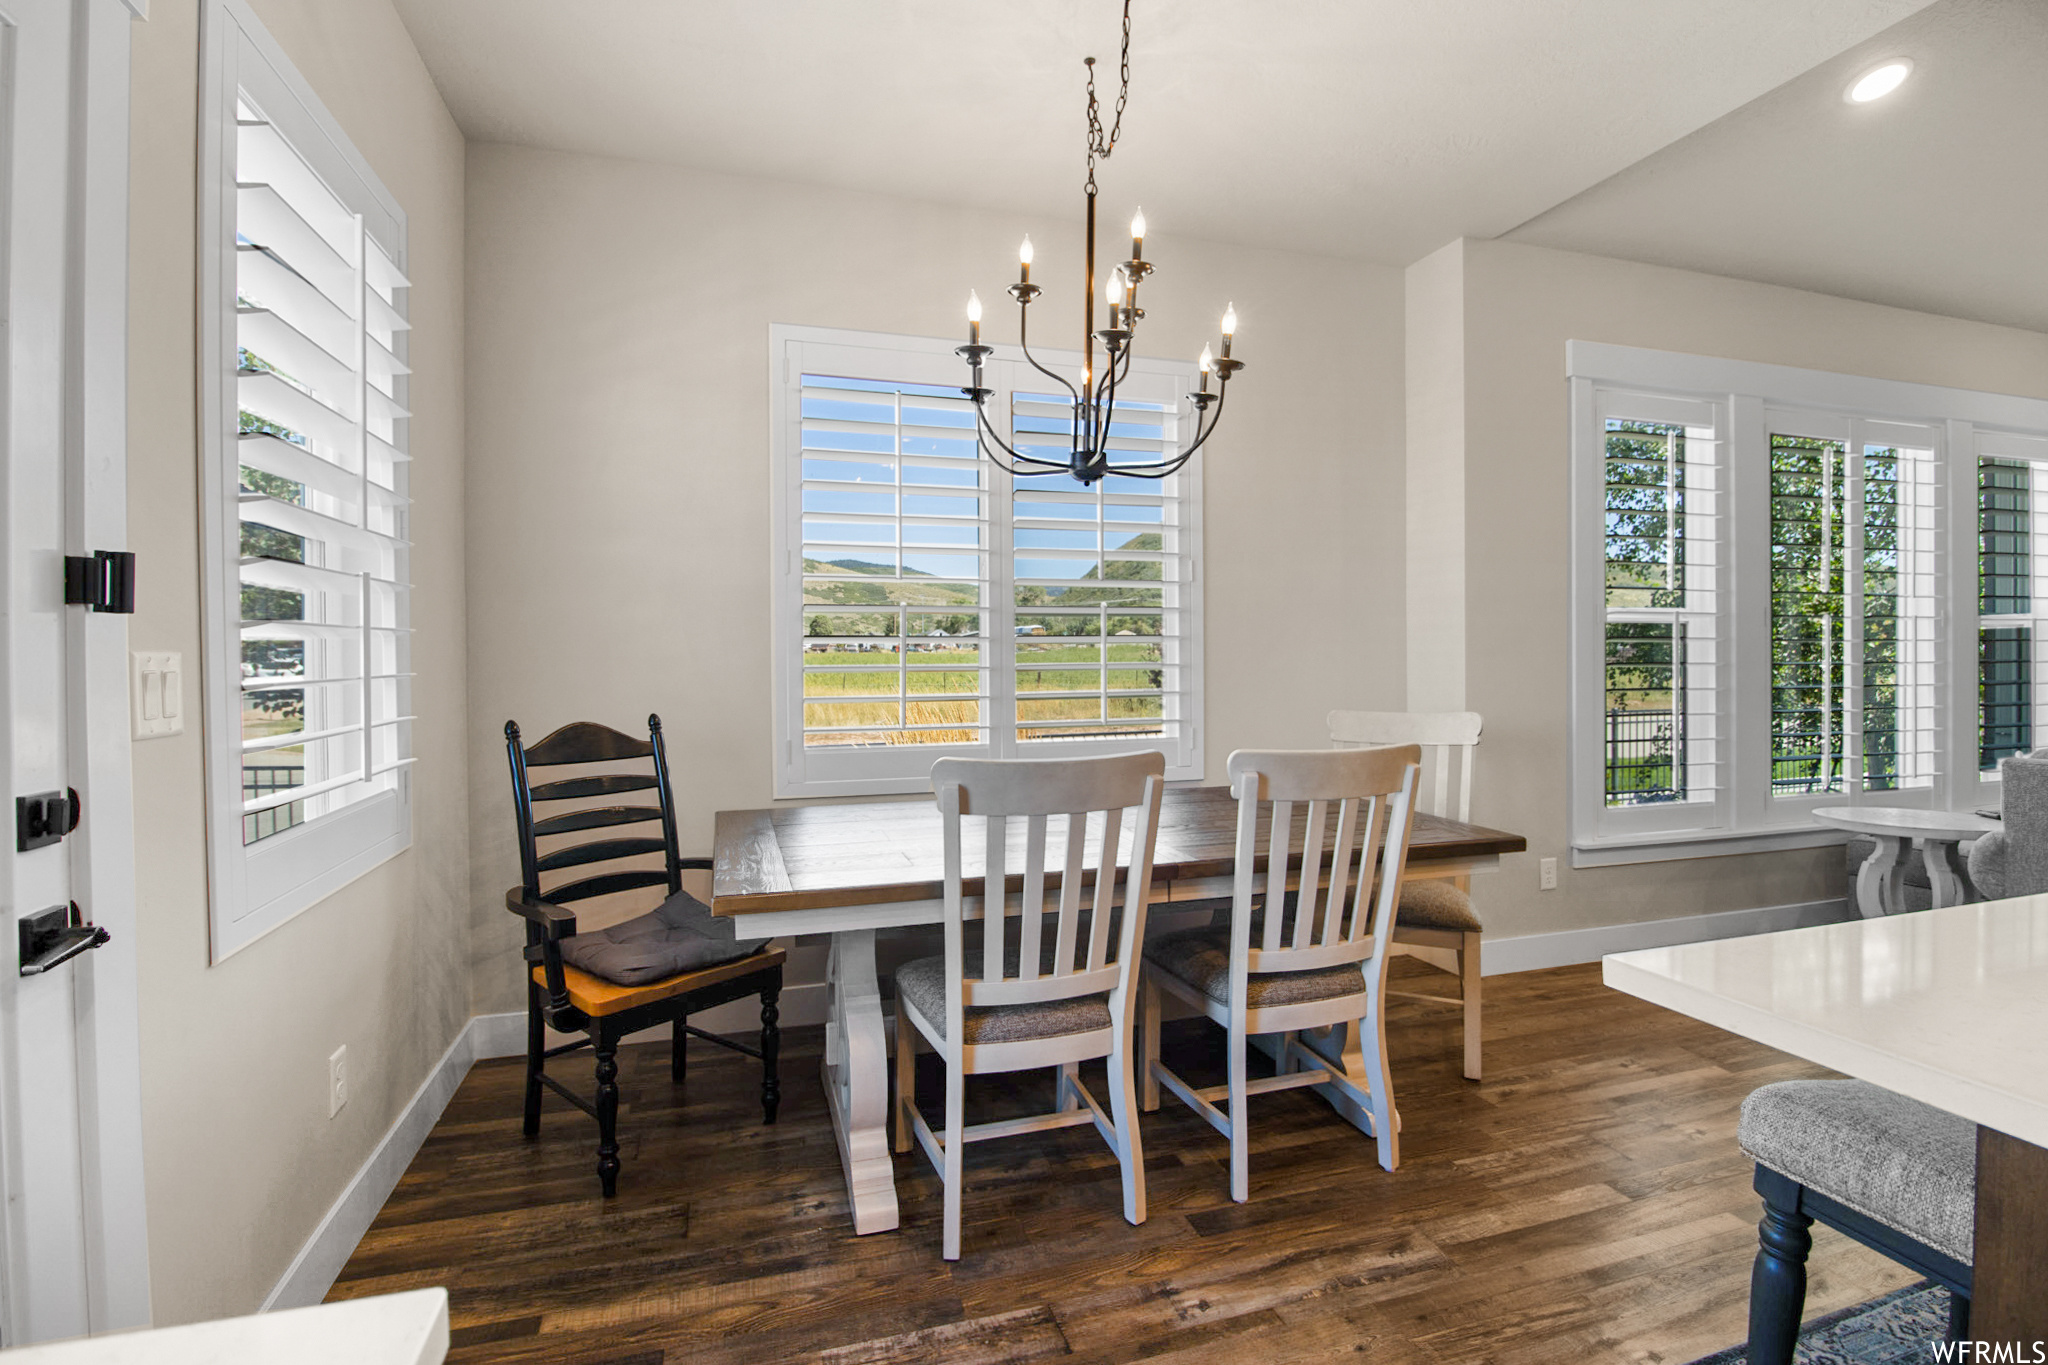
[390,0,1936,267]
[1506,0,2048,333]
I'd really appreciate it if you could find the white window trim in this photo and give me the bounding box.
[1568,341,2048,867]
[768,324,1206,798]
[197,0,412,959]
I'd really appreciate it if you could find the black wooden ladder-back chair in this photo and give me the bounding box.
[504,714,785,1196]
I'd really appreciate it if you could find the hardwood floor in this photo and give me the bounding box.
[329,961,1914,1362]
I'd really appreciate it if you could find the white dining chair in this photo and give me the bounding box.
[892,750,1165,1261]
[1328,709,1486,1080]
[1141,745,1420,1200]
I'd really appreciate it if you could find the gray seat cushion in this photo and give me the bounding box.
[895,953,1112,1045]
[1144,925,1366,1010]
[1396,879,1483,933]
[558,889,768,987]
[1738,1079,1976,1263]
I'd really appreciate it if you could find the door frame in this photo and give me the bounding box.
[0,0,152,1340]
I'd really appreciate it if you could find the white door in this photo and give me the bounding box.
[0,0,150,1344]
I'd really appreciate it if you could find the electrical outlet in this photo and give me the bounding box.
[1539,857,1558,891]
[328,1045,348,1118]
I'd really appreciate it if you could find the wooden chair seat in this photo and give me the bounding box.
[1142,746,1422,1200]
[1329,709,1486,1080]
[505,714,784,1197]
[532,946,788,1019]
[893,751,1166,1261]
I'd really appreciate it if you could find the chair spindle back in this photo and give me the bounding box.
[1226,746,1421,981]
[505,715,683,909]
[1327,710,1481,823]
[932,752,1166,1025]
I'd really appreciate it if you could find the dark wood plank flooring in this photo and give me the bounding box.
[329,961,1913,1362]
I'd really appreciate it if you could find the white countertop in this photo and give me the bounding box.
[1604,896,2048,1147]
[1,1290,447,1364]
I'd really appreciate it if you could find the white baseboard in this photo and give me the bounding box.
[262,1017,482,1311]
[1480,897,1853,976]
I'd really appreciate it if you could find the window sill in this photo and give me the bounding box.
[1571,825,1848,869]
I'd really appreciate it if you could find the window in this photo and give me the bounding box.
[198,0,413,958]
[1977,435,2048,772]
[1765,423,1939,799]
[770,326,1203,796]
[1599,399,1720,822]
[1570,343,2048,865]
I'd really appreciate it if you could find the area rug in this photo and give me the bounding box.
[1686,1282,1952,1364]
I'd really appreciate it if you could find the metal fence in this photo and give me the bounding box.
[242,763,304,844]
[1605,709,1684,805]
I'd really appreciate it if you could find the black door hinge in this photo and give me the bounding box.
[64,550,135,613]
[19,904,111,977]
[17,788,81,852]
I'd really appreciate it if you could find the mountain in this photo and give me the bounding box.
[802,556,976,607]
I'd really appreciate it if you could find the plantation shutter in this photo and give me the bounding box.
[1766,413,1939,801]
[796,374,991,755]
[1976,430,2048,771]
[232,99,412,843]
[771,329,1205,796]
[1009,392,1191,751]
[1592,389,1723,835]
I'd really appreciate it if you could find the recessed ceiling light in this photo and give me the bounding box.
[1846,60,1912,104]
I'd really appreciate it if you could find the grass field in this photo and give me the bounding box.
[801,641,1168,746]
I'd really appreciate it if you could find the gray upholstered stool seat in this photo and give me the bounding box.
[1739,1079,1976,1263]
[1395,879,1483,933]
[1144,925,1365,1009]
[895,954,1111,1045]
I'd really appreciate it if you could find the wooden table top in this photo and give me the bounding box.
[711,782,1526,916]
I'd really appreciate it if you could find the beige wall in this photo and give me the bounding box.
[125,0,467,1323]
[462,143,1406,1017]
[1409,237,2048,941]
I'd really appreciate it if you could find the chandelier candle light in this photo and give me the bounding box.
[955,0,1243,485]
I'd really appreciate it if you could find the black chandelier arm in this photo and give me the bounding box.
[1015,308,1083,414]
[969,393,1070,475]
[1087,344,1126,473]
[1085,383,1231,481]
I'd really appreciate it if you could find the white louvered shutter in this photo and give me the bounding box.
[770,329,1205,796]
[1008,391,1192,753]
[231,99,412,844]
[1592,389,1723,835]
[1765,412,1940,803]
[797,374,990,753]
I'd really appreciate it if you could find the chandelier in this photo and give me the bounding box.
[956,0,1242,486]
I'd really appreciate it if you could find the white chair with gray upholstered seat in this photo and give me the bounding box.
[892,751,1165,1261]
[1327,709,1486,1079]
[1140,745,1420,1201]
[1739,1079,1975,1363]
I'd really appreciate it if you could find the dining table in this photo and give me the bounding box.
[1604,897,2048,1343]
[711,781,1526,1235]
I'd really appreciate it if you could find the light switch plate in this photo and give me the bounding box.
[132,651,184,739]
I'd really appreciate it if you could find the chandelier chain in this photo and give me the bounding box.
[1083,0,1133,196]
